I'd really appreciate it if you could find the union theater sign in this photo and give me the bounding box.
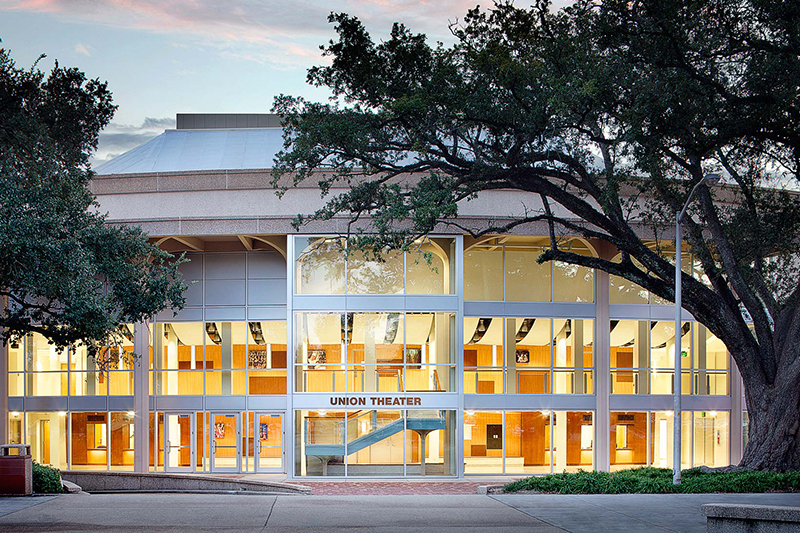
[328,396,423,407]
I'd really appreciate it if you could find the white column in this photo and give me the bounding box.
[455,235,465,478]
[594,265,611,472]
[133,322,150,473]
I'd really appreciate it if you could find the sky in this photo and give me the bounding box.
[0,0,573,166]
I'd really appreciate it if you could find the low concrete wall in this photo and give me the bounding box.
[703,503,800,532]
[61,471,310,495]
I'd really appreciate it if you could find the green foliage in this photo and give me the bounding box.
[273,0,800,470]
[32,461,64,494]
[504,468,800,494]
[0,44,186,354]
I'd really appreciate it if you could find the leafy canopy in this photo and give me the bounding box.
[272,0,800,391]
[0,44,186,354]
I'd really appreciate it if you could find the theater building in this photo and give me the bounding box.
[1,114,744,478]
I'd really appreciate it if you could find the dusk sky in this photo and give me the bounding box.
[0,1,568,165]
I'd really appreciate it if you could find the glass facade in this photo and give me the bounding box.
[610,411,730,470]
[296,410,456,476]
[464,237,594,302]
[464,318,594,394]
[6,236,739,477]
[7,329,134,398]
[150,321,287,396]
[610,321,728,395]
[294,312,455,393]
[464,411,594,474]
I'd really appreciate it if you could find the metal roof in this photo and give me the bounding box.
[94,128,285,176]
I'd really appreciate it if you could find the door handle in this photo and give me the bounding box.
[167,440,171,450]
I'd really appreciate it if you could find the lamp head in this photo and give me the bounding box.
[702,173,721,185]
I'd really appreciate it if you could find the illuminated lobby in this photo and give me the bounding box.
[1,114,742,478]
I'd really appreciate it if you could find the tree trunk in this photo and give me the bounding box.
[739,365,800,471]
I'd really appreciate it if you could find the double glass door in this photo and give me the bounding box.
[249,412,284,473]
[164,411,284,473]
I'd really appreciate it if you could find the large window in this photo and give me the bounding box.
[610,321,729,395]
[150,321,287,396]
[610,246,710,305]
[464,318,594,394]
[295,312,456,393]
[296,409,456,476]
[611,411,729,470]
[295,236,455,295]
[464,237,594,302]
[27,412,68,469]
[464,411,594,474]
[8,329,134,398]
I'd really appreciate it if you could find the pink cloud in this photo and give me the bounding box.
[1,1,576,64]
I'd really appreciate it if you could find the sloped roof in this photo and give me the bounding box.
[94,128,285,176]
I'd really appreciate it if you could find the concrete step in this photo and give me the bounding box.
[60,471,310,495]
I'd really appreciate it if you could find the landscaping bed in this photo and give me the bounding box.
[32,462,64,494]
[503,467,800,494]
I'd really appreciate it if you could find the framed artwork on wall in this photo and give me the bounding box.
[308,350,326,368]
[515,349,530,364]
[405,348,421,366]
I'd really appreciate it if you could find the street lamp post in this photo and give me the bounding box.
[673,173,720,485]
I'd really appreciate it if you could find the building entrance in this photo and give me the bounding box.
[211,412,240,472]
[249,412,284,473]
[165,412,195,472]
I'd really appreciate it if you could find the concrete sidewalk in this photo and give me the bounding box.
[0,492,798,532]
[493,493,800,533]
[0,493,557,532]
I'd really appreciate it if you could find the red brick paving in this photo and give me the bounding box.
[298,481,488,495]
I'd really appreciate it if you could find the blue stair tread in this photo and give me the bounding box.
[305,417,446,456]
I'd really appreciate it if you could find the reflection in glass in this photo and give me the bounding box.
[295,237,346,294]
[347,249,404,295]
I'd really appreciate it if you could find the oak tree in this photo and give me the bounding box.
[0,45,186,358]
[272,0,800,470]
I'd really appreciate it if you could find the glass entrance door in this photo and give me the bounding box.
[211,412,240,472]
[252,413,284,473]
[165,412,195,472]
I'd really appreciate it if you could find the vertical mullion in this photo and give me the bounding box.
[549,411,554,474]
[403,410,407,477]
[501,410,506,475]
[106,409,111,471]
[646,410,651,466]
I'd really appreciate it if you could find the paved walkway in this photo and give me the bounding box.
[493,493,800,533]
[0,492,798,532]
[299,481,488,495]
[0,493,558,532]
[0,496,58,518]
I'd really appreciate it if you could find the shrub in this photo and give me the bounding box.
[504,467,800,494]
[32,462,64,494]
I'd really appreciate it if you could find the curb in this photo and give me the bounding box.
[477,485,506,494]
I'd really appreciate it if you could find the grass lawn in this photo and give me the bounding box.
[504,467,800,494]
